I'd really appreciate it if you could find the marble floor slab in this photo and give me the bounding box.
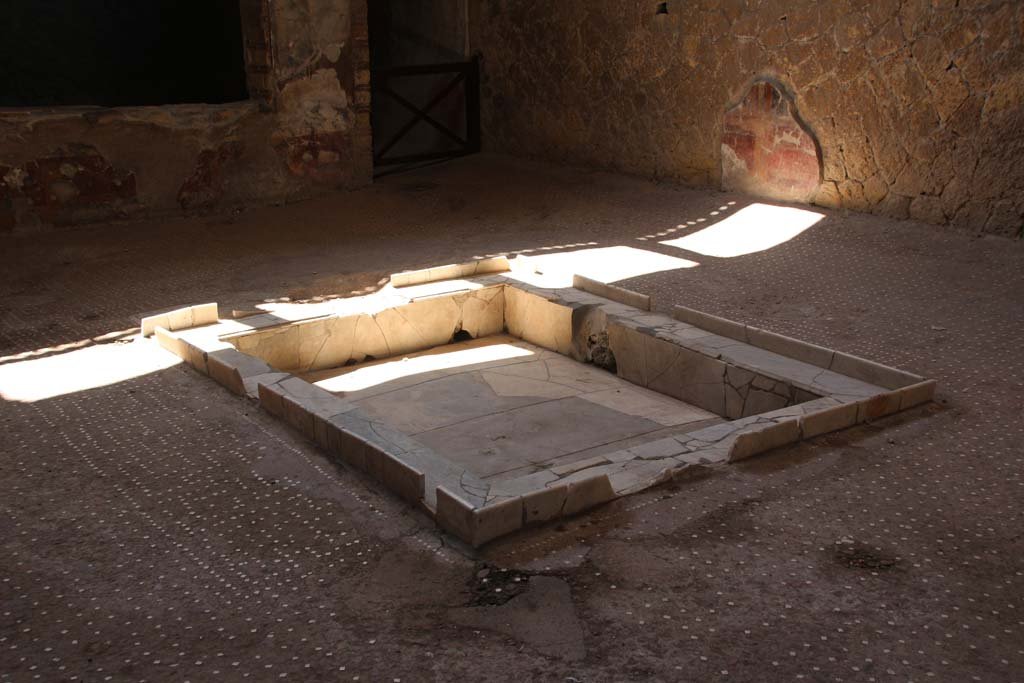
[300,335,722,482]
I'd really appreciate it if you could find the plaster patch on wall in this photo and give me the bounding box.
[273,68,351,182]
[178,141,245,210]
[276,69,350,137]
[3,167,28,190]
[274,131,350,181]
[324,43,344,63]
[273,0,351,79]
[1,148,136,209]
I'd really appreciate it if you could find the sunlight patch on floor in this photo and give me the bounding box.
[0,339,181,402]
[661,203,825,257]
[506,245,699,287]
[309,340,535,394]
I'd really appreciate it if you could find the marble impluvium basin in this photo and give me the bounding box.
[146,258,935,546]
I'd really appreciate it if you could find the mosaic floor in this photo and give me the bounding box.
[1,155,1022,681]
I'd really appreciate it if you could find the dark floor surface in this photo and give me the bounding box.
[1,154,1022,682]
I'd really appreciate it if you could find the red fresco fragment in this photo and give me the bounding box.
[721,81,821,202]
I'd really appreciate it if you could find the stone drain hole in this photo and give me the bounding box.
[451,328,474,343]
[588,330,616,373]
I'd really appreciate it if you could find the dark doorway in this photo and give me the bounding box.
[0,0,248,108]
[368,1,479,175]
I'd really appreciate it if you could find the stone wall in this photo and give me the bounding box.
[0,0,372,230]
[471,0,1024,237]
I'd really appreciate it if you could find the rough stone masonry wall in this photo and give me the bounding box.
[0,0,372,230]
[471,0,1024,237]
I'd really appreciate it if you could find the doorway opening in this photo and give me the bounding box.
[367,1,480,177]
